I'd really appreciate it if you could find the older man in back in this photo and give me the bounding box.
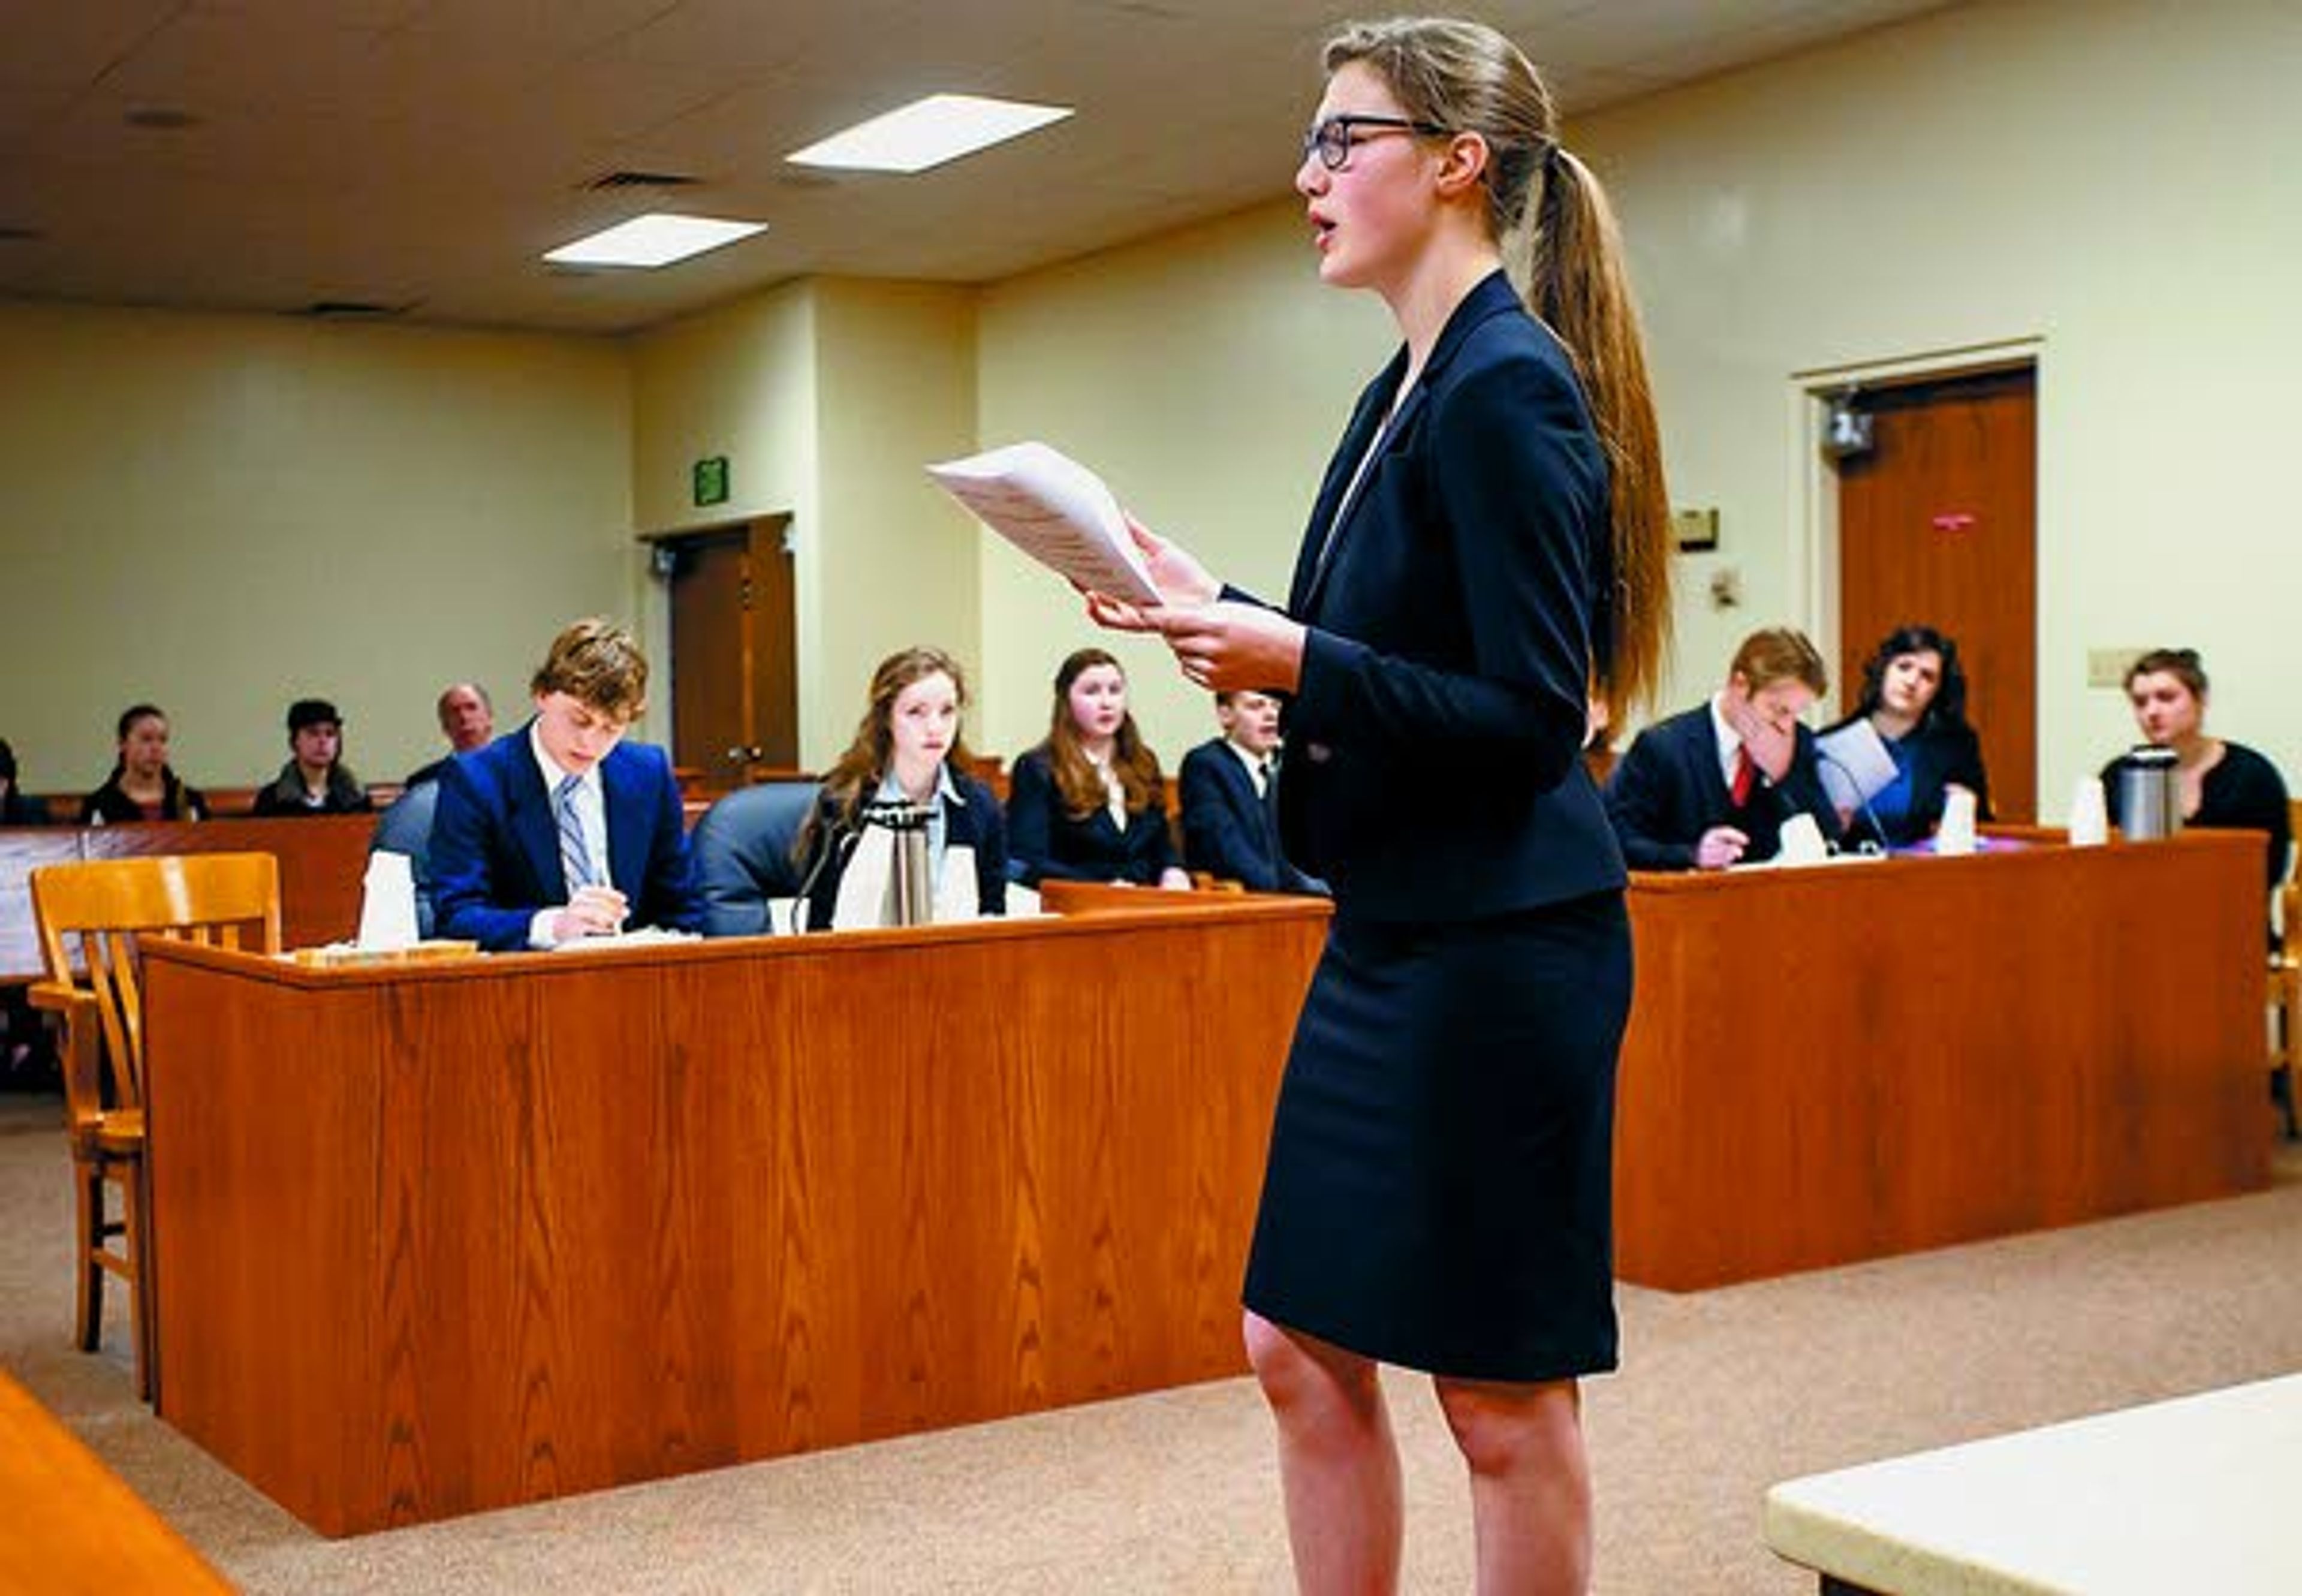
[406,682,494,787]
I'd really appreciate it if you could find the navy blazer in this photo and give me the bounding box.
[430,724,701,951]
[1263,270,1619,921]
[1602,703,1841,871]
[801,770,1009,929]
[1178,739,1322,894]
[1005,745,1178,887]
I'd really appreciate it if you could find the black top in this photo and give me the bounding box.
[1267,269,1621,922]
[1603,702,1842,870]
[1818,714,1991,848]
[1,787,47,826]
[800,770,1008,929]
[1004,745,1177,887]
[79,769,207,824]
[2099,739,2291,892]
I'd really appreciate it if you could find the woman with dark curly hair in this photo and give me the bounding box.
[1821,624,1990,847]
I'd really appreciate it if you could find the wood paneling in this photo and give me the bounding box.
[0,1370,233,1594]
[1614,831,2270,1290]
[140,893,1328,1535]
[2,814,375,983]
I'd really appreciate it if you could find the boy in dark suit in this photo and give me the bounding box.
[1604,627,1842,870]
[1179,690,1325,894]
[431,619,700,950]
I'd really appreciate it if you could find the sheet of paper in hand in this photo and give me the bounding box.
[927,441,1162,606]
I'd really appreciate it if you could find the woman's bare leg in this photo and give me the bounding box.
[1245,1309,1402,1594]
[1432,1377,1592,1595]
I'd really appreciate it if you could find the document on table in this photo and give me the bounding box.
[927,441,1162,606]
[1815,718,1899,811]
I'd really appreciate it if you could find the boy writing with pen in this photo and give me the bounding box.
[430,619,701,950]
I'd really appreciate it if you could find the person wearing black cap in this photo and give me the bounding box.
[252,698,373,816]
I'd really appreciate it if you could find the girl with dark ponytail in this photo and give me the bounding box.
[1089,16,1670,1590]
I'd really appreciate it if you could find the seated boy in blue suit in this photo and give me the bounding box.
[1604,627,1842,871]
[431,618,701,950]
[1179,690,1325,895]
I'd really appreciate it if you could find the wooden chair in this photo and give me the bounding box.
[26,853,281,1401]
[2269,799,2302,1140]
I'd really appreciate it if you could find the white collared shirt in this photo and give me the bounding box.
[1708,693,1747,794]
[1224,736,1274,802]
[528,723,611,948]
[873,763,961,882]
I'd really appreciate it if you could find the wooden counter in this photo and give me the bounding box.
[140,889,1327,1535]
[0,1370,233,1594]
[1614,831,2271,1290]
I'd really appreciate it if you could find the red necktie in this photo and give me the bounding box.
[1731,746,1755,806]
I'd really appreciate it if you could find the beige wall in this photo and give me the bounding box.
[0,300,631,794]
[628,277,979,767]
[973,0,2302,812]
[1574,0,2302,812]
[975,203,1395,767]
[12,0,2299,818]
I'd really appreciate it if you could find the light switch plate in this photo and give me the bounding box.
[2087,648,2146,689]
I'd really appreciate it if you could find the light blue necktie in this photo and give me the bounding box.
[555,773,595,893]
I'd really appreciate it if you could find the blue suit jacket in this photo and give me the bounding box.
[1264,270,1621,921]
[1602,703,1841,871]
[430,725,701,951]
[1178,739,1322,895]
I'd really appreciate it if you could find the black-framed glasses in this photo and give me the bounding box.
[1302,114,1450,171]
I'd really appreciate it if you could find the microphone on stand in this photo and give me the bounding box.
[1815,747,1890,857]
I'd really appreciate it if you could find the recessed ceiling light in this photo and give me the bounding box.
[543,213,767,269]
[125,108,201,131]
[787,93,1072,174]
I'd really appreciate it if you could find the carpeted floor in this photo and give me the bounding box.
[5,1089,2298,1594]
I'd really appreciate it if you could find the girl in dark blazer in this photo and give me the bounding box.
[1084,19,1674,1588]
[1821,624,1990,848]
[1004,648,1187,890]
[791,646,1007,929]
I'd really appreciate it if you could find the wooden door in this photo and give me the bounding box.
[666,516,798,787]
[1836,366,2038,821]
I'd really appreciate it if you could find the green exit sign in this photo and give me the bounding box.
[692,455,730,507]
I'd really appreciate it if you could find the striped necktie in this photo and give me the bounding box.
[555,772,595,892]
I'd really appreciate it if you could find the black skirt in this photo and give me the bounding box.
[1242,890,1631,1381]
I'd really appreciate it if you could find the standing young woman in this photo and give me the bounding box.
[1004,647,1191,890]
[80,703,208,823]
[1090,18,1670,1591]
[791,645,1007,929]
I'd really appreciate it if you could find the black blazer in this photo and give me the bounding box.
[800,770,1008,929]
[1818,715,1990,847]
[1005,745,1178,887]
[1603,703,1841,871]
[1178,739,1322,894]
[1262,270,1619,922]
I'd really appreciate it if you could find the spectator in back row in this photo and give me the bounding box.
[0,739,49,826]
[1604,627,1841,870]
[1006,647,1189,890]
[1178,689,1325,895]
[80,703,207,823]
[406,682,496,787]
[253,698,373,817]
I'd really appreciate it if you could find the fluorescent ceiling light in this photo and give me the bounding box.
[787,93,1072,174]
[544,213,766,269]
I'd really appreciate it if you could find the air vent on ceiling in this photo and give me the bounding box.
[0,225,43,242]
[583,170,701,191]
